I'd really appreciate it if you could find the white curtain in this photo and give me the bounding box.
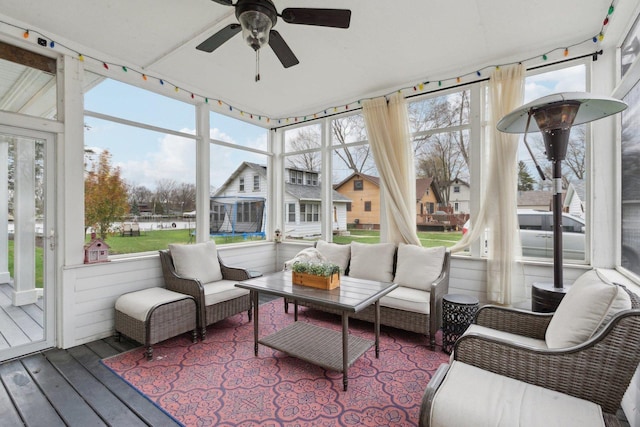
[449,64,525,304]
[362,92,421,245]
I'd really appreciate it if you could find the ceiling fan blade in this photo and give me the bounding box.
[211,0,234,6]
[280,8,351,28]
[269,30,299,68]
[196,24,241,53]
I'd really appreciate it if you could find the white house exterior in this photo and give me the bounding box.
[449,179,470,214]
[564,180,585,219]
[213,162,351,238]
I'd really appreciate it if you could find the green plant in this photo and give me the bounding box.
[291,261,340,277]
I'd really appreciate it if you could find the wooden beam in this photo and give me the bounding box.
[0,41,56,74]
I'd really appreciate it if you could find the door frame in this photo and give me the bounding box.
[0,124,56,362]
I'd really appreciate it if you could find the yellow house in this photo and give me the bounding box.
[334,173,381,229]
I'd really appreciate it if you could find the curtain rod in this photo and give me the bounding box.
[270,51,601,132]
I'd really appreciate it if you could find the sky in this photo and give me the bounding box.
[82,64,585,191]
[83,75,268,191]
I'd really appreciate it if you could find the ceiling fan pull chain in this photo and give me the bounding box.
[255,50,260,82]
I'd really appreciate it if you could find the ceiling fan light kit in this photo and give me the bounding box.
[198,0,351,81]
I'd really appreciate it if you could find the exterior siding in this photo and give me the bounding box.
[335,175,381,228]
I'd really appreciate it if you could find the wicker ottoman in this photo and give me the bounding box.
[115,287,198,360]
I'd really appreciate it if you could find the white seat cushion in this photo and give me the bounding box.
[203,279,250,306]
[393,244,445,291]
[545,269,631,349]
[116,287,190,321]
[464,324,548,349]
[380,286,430,314]
[315,240,351,273]
[349,241,396,282]
[431,361,604,427]
[168,241,223,283]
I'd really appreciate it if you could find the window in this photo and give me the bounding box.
[621,80,640,276]
[346,202,352,212]
[208,116,268,244]
[284,124,322,239]
[84,75,196,256]
[287,203,296,222]
[253,175,260,191]
[517,63,587,261]
[300,203,320,222]
[354,180,364,190]
[306,172,318,186]
[453,186,460,193]
[364,201,372,212]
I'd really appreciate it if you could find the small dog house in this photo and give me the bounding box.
[84,237,110,264]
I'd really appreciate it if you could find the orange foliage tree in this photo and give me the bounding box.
[84,150,129,239]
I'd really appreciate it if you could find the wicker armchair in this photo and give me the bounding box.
[159,249,252,340]
[419,284,640,426]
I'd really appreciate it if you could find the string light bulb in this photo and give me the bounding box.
[23,30,29,38]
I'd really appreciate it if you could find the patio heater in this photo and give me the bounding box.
[497,92,626,311]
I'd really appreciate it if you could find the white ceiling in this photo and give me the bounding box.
[0,0,635,122]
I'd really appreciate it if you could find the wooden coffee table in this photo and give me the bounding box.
[236,271,397,391]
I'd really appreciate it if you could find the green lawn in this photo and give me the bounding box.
[91,229,266,255]
[333,229,463,247]
[8,240,44,288]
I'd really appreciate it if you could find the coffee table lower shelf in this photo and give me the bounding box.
[259,321,373,383]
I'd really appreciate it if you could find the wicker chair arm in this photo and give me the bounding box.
[429,251,451,334]
[158,250,207,328]
[418,363,450,427]
[454,309,640,414]
[218,255,252,281]
[474,305,553,339]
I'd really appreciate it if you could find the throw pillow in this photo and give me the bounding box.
[315,240,351,273]
[394,244,446,291]
[349,241,396,282]
[168,241,223,283]
[545,269,631,348]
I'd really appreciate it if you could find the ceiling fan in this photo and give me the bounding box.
[197,0,351,81]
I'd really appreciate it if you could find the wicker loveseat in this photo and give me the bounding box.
[420,270,640,427]
[284,241,450,349]
[159,242,252,340]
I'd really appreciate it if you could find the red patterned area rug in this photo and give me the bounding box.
[102,299,449,427]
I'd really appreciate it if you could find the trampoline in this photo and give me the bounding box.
[209,196,266,239]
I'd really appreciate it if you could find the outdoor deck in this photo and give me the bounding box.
[0,283,44,349]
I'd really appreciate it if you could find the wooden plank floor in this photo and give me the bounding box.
[0,283,44,350]
[0,335,181,427]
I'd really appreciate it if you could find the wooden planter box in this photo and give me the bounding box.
[292,272,340,290]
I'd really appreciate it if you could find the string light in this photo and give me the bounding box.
[3,1,617,127]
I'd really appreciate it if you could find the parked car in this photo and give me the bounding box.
[462,210,585,259]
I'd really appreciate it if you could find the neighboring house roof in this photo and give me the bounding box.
[333,172,380,189]
[451,178,470,187]
[517,190,552,207]
[286,183,351,203]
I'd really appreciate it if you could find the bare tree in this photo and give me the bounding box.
[529,124,586,189]
[332,115,373,177]
[172,182,196,213]
[411,90,470,205]
[154,179,177,215]
[285,126,320,171]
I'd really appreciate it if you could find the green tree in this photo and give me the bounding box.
[518,160,536,191]
[85,150,129,239]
